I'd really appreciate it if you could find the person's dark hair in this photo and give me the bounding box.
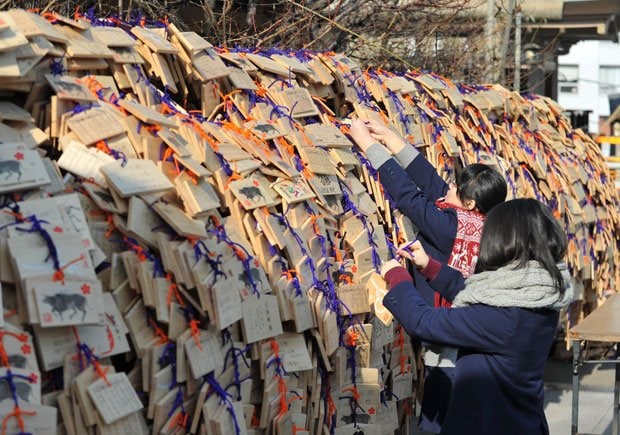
[475,198,568,292]
[456,164,507,214]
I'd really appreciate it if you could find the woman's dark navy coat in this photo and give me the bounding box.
[383,263,557,435]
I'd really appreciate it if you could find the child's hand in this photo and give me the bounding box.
[397,241,429,269]
[349,119,375,152]
[365,119,407,154]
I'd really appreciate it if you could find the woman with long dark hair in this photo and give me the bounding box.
[381,198,573,434]
[349,118,507,432]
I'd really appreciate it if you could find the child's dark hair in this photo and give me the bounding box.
[456,164,507,214]
[475,198,568,292]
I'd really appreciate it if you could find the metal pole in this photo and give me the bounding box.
[514,11,522,92]
[614,343,619,434]
[572,340,581,435]
[498,0,516,85]
[484,0,496,83]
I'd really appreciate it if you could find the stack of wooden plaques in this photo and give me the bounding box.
[0,9,617,435]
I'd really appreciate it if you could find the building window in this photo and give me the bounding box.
[558,65,579,94]
[600,66,620,95]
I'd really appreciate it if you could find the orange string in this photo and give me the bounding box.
[141,124,162,136]
[1,406,36,435]
[270,338,289,417]
[41,11,57,22]
[335,274,352,285]
[92,359,111,387]
[171,156,182,175]
[283,269,303,284]
[251,408,261,427]
[220,120,272,155]
[184,170,199,185]
[273,137,296,158]
[224,173,243,190]
[302,166,314,179]
[168,411,188,430]
[95,140,113,156]
[52,254,86,285]
[71,326,111,386]
[294,124,313,147]
[397,325,407,374]
[344,329,359,348]
[101,323,116,356]
[255,83,268,98]
[309,214,325,235]
[82,77,128,115]
[189,319,202,350]
[104,213,116,238]
[2,210,24,222]
[209,215,221,227]
[326,387,337,424]
[149,319,170,344]
[232,246,247,261]
[403,398,413,416]
[166,282,184,307]
[342,385,360,402]
[165,274,185,308]
[0,332,28,367]
[334,239,344,263]
[89,207,116,238]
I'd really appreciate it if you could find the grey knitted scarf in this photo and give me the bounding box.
[425,261,573,368]
[453,261,573,310]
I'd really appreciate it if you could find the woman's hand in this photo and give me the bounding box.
[365,119,408,154]
[349,119,375,152]
[398,240,429,270]
[380,259,402,279]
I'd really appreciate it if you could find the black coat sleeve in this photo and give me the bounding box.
[404,154,449,203]
[383,280,516,353]
[378,158,457,255]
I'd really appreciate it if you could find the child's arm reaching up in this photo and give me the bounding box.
[364,119,449,202]
[349,119,458,255]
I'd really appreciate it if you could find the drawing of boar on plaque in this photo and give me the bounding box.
[33,281,102,327]
[229,178,276,210]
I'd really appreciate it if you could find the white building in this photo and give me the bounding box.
[558,40,620,135]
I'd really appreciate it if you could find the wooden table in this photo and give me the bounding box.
[569,294,620,435]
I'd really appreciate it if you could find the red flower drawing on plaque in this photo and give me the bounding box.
[28,373,38,383]
[367,407,376,415]
[14,152,24,161]
[252,180,260,187]
[80,284,91,295]
[53,226,63,233]
[20,344,32,355]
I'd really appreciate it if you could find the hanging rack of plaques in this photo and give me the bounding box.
[0,8,617,435]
